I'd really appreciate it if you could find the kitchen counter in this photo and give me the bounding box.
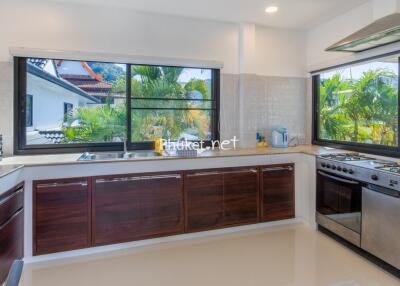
[0,145,347,167]
[0,164,23,179]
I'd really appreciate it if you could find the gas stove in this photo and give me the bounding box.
[317,153,400,191]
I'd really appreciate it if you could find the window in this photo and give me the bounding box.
[63,103,74,122]
[313,53,400,156]
[15,57,220,154]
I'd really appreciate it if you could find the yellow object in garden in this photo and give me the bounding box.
[154,137,164,154]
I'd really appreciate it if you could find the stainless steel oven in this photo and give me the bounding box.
[316,170,362,246]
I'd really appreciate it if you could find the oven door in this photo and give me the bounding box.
[316,170,362,246]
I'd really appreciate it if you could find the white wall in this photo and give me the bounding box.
[0,0,240,74]
[255,26,307,78]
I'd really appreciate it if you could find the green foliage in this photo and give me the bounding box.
[319,68,398,146]
[63,104,126,143]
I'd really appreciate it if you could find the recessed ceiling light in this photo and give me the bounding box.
[265,6,278,14]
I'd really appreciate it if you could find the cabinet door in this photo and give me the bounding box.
[0,184,24,285]
[261,164,295,222]
[185,171,224,232]
[93,173,183,246]
[33,178,91,255]
[223,168,259,226]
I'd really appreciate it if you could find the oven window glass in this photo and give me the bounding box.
[317,171,362,233]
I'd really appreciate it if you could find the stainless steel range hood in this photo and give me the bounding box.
[326,13,400,52]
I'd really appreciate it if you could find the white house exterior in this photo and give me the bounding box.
[26,62,99,144]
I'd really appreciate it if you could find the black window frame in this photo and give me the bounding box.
[14,57,220,155]
[312,50,400,158]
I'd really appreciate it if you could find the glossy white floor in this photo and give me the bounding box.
[20,223,399,286]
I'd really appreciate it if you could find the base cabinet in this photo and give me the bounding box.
[33,178,91,255]
[31,163,295,255]
[0,183,24,284]
[185,167,259,232]
[93,173,184,246]
[261,164,295,222]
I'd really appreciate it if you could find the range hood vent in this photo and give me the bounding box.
[326,13,400,52]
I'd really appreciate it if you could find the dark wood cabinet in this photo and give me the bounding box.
[185,167,259,232]
[33,178,91,255]
[0,183,24,284]
[30,163,295,255]
[185,171,224,231]
[261,164,295,222]
[93,172,184,246]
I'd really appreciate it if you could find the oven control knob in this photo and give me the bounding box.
[337,166,342,171]
[326,164,331,169]
[321,163,326,168]
[332,165,337,170]
[342,168,348,173]
[348,169,354,174]
[371,175,378,181]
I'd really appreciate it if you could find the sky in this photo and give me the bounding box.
[320,57,398,81]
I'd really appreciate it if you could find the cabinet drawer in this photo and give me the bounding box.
[0,184,24,226]
[0,208,24,284]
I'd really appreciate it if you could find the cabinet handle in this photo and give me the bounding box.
[0,188,23,207]
[262,166,293,172]
[187,169,257,177]
[0,208,23,231]
[36,182,88,189]
[96,174,181,184]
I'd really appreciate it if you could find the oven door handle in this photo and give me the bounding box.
[317,171,360,185]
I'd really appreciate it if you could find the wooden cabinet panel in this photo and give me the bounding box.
[223,169,259,226]
[33,178,91,255]
[0,183,24,284]
[0,208,23,284]
[185,167,259,232]
[93,173,183,246]
[185,171,224,232]
[261,164,295,222]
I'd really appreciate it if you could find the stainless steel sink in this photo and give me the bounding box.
[78,150,162,161]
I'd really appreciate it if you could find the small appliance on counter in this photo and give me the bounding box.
[271,127,288,148]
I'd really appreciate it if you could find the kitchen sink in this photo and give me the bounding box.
[78,150,162,161]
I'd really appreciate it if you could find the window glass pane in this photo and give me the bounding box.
[318,56,399,147]
[131,110,212,141]
[25,58,127,145]
[130,65,213,142]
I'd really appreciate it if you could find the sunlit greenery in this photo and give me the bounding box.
[319,69,398,146]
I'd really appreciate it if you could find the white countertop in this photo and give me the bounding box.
[0,145,346,170]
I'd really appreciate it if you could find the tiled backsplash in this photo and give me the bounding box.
[221,73,308,148]
[0,62,13,156]
[0,61,308,154]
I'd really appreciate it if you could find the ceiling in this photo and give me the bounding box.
[50,0,370,29]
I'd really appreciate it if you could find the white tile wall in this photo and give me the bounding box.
[221,73,308,148]
[0,62,14,156]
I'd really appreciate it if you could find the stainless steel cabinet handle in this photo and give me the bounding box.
[262,166,293,172]
[0,208,23,231]
[187,169,257,177]
[36,182,88,189]
[317,171,359,185]
[96,174,181,184]
[0,188,23,206]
